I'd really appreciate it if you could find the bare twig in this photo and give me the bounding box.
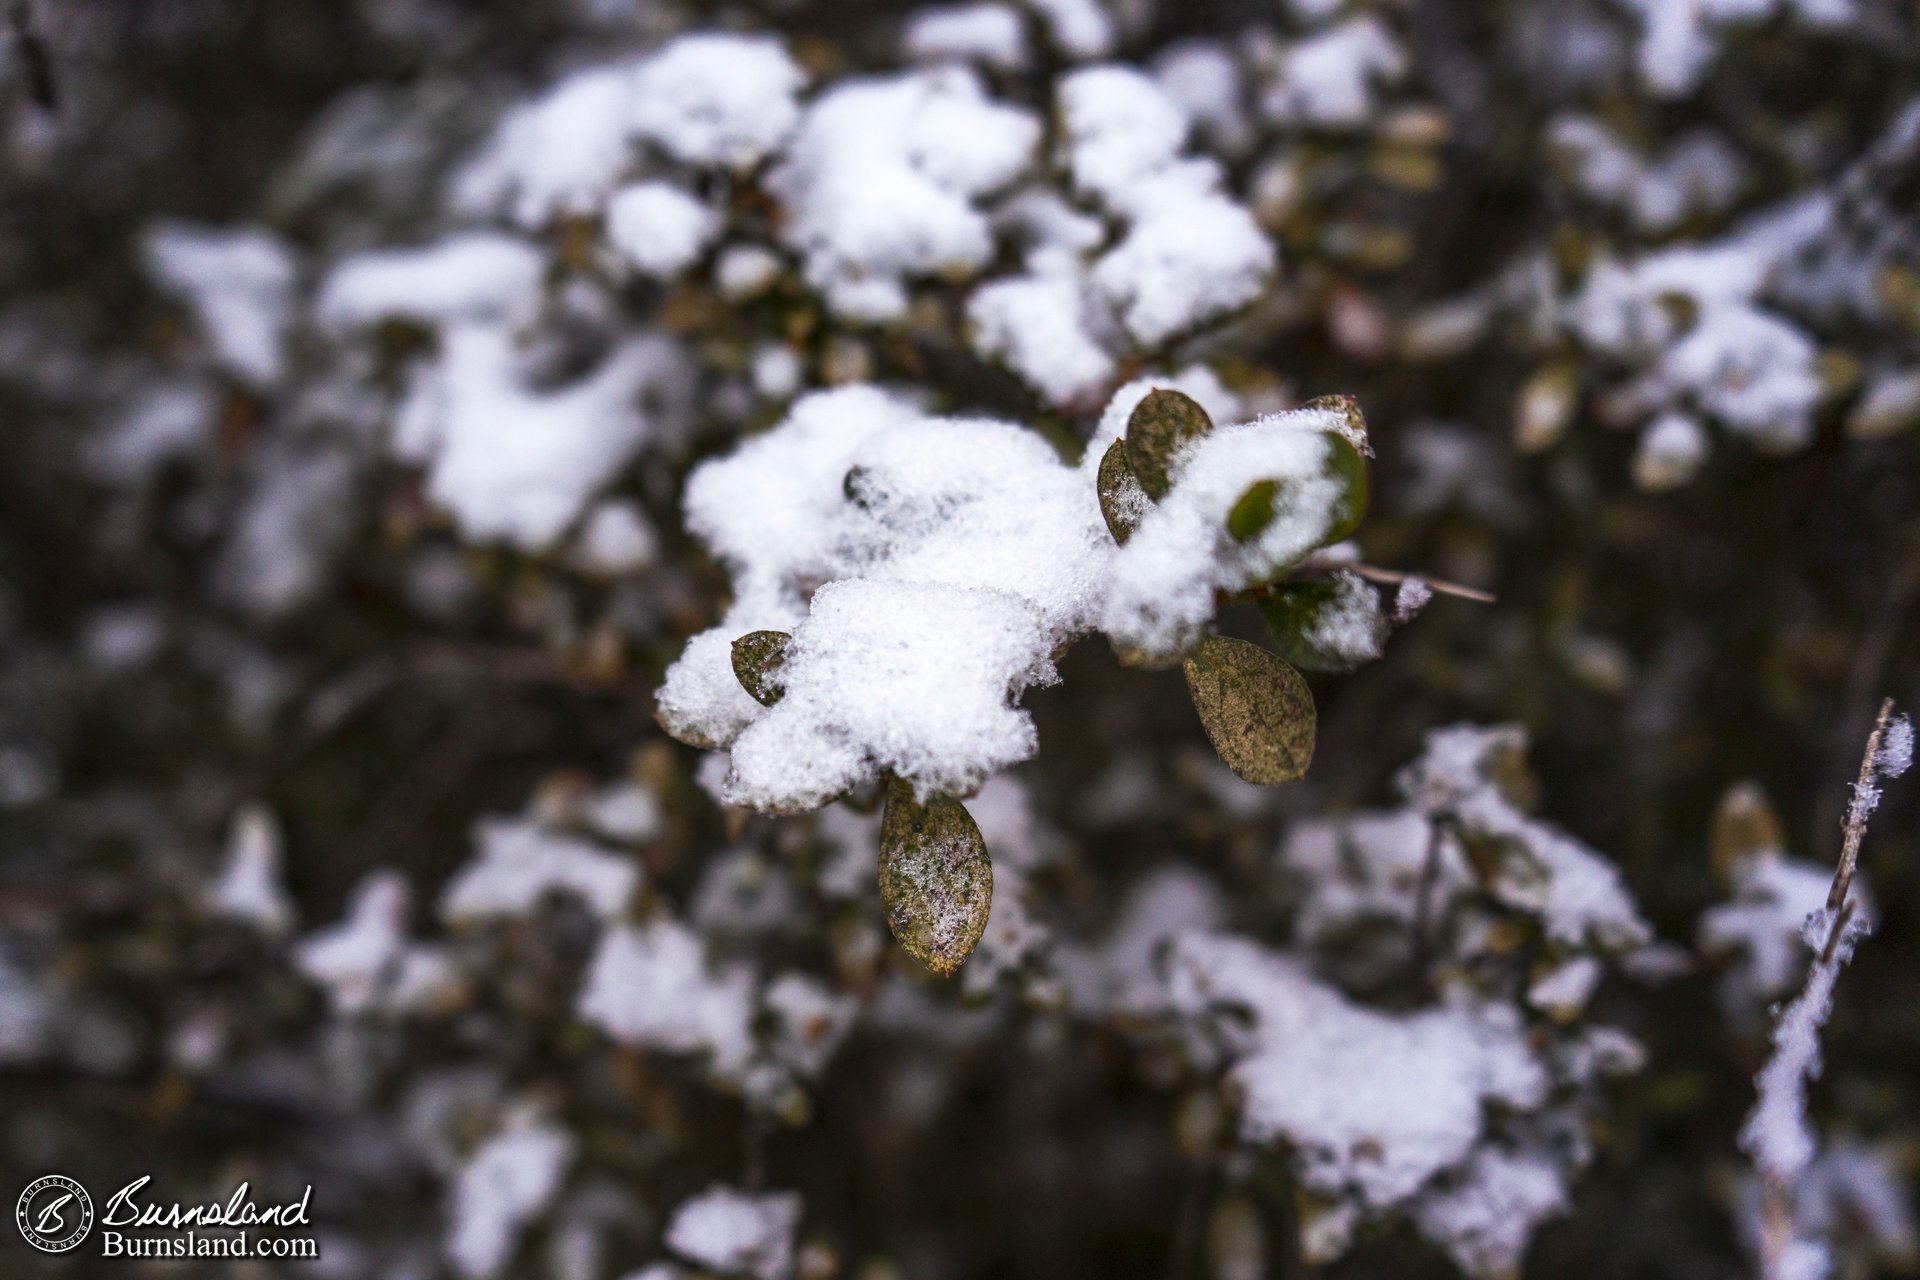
[1345,563,1496,605]
[1826,697,1892,915]
[1747,698,1903,1280]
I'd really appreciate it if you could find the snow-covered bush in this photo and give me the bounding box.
[2,1,1917,1279]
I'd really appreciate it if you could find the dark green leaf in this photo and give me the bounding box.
[731,631,791,706]
[1125,388,1214,499]
[1258,573,1387,673]
[1182,635,1316,784]
[1097,439,1152,544]
[1226,478,1281,542]
[878,778,993,977]
[1300,395,1370,546]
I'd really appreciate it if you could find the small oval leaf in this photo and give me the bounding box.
[731,630,791,706]
[1183,635,1316,784]
[878,778,993,977]
[1226,478,1281,542]
[1097,439,1152,544]
[1320,433,1370,547]
[1125,388,1215,499]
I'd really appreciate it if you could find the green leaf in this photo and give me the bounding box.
[1226,478,1281,542]
[1299,395,1370,546]
[878,778,993,977]
[1182,635,1316,784]
[731,631,792,706]
[1258,573,1387,673]
[1097,439,1152,544]
[1125,388,1214,499]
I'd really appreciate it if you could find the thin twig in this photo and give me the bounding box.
[1826,697,1892,914]
[1346,563,1497,605]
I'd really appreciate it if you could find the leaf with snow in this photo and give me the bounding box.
[731,631,791,708]
[1259,571,1387,673]
[1124,387,1215,499]
[879,778,993,977]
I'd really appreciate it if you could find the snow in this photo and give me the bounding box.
[1055,67,1273,349]
[295,872,461,1017]
[905,4,1030,71]
[1025,0,1116,60]
[572,500,659,575]
[452,35,802,224]
[90,380,215,481]
[1296,570,1387,666]
[968,273,1117,407]
[1060,865,1226,1016]
[584,780,663,841]
[389,324,691,549]
[1393,576,1433,624]
[658,387,1109,809]
[1412,1147,1570,1279]
[1876,715,1913,778]
[715,244,784,300]
[143,221,296,385]
[209,803,295,935]
[577,917,755,1078]
[605,182,719,279]
[1259,18,1406,127]
[439,816,639,923]
[762,973,857,1078]
[768,68,1038,321]
[1633,412,1709,491]
[1153,42,1253,158]
[1089,166,1275,344]
[725,579,1056,809]
[1663,305,1820,451]
[1102,406,1350,660]
[629,34,805,170]
[217,445,356,618]
[1058,66,1190,201]
[1399,725,1653,951]
[317,233,545,330]
[446,1111,574,1279]
[664,1187,801,1280]
[1164,933,1548,1210]
[1741,909,1870,1192]
[1281,807,1462,965]
[1562,199,1837,458]
[1700,851,1862,1012]
[1618,0,1857,97]
[453,63,641,225]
